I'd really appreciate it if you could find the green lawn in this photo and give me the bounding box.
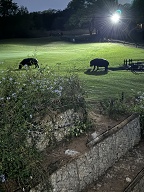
[0,37,144,102]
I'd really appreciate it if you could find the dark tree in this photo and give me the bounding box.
[130,0,144,41]
[131,0,144,22]
[65,0,118,33]
[17,5,29,15]
[0,0,18,17]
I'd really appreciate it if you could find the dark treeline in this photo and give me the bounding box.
[0,0,73,38]
[0,0,144,41]
[0,8,71,38]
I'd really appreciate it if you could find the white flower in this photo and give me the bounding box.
[28,130,31,133]
[9,77,13,81]
[139,96,144,100]
[7,97,10,100]
[59,86,63,90]
[137,91,141,95]
[54,89,61,96]
[0,174,5,182]
[30,114,32,119]
[0,97,4,100]
[12,93,16,97]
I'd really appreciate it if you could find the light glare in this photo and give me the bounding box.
[111,13,120,24]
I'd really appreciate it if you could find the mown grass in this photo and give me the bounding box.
[0,37,144,102]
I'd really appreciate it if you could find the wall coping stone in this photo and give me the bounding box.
[87,114,139,148]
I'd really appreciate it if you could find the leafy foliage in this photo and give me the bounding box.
[131,0,144,21]
[0,0,18,17]
[0,68,86,191]
[99,91,144,137]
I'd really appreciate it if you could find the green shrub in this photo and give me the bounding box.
[99,91,144,137]
[130,91,144,137]
[0,68,86,191]
[99,92,129,118]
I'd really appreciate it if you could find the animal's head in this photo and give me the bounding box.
[90,61,93,67]
[19,64,22,69]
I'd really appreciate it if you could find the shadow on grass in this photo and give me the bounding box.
[85,66,126,76]
[108,66,126,71]
[84,69,108,76]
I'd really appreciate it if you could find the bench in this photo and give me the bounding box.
[124,59,144,73]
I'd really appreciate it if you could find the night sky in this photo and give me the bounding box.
[13,0,132,13]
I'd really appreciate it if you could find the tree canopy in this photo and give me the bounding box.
[0,0,144,41]
[131,0,144,22]
[0,0,18,16]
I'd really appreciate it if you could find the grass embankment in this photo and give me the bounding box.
[0,37,144,102]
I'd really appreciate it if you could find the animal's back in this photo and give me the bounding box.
[20,58,38,65]
[19,58,39,69]
[90,58,109,66]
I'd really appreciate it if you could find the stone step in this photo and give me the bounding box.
[82,140,144,192]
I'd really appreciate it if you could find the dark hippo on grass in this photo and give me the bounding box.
[90,58,109,72]
[19,58,39,69]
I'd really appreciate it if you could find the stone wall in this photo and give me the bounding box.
[28,109,86,151]
[30,115,141,192]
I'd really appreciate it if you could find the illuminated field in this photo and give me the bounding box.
[0,38,144,101]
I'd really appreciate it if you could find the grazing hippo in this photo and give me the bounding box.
[19,58,39,69]
[90,58,109,71]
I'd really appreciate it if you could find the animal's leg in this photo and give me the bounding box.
[19,64,22,69]
[93,65,96,71]
[35,63,39,68]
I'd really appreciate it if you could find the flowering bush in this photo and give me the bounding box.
[0,69,86,191]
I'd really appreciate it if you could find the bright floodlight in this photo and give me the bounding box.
[111,13,120,24]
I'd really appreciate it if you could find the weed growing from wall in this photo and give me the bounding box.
[130,91,144,137]
[99,92,130,118]
[99,91,144,137]
[0,68,86,191]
